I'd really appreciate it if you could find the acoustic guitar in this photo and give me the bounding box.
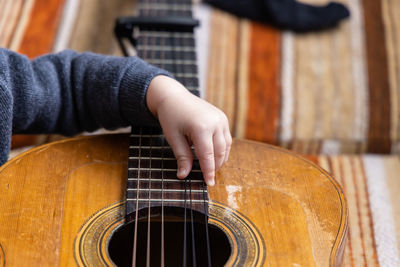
[0,0,348,266]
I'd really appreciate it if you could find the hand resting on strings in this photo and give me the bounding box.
[146,75,232,186]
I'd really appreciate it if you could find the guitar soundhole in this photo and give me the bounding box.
[108,208,231,267]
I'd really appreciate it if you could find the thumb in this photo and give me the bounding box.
[166,133,193,179]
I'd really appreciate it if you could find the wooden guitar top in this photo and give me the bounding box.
[0,134,347,266]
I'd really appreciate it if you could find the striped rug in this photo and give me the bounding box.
[305,154,400,266]
[0,0,135,55]
[200,0,400,155]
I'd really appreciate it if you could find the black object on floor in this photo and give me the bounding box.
[204,0,350,32]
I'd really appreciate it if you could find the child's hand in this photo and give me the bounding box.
[146,75,232,186]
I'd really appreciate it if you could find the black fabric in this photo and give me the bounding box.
[204,0,350,32]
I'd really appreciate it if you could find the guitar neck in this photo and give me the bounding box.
[125,0,206,220]
[137,0,199,96]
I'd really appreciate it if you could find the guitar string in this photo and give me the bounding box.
[132,6,145,267]
[176,1,205,265]
[161,135,165,267]
[187,1,213,263]
[179,4,198,262]
[190,177,197,267]
[183,179,188,267]
[159,3,165,267]
[133,3,149,267]
[146,132,153,267]
[132,128,142,267]
[137,2,205,265]
[184,0,213,262]
[168,8,189,266]
[160,4,166,266]
[145,5,156,267]
[203,181,212,267]
[182,2,200,264]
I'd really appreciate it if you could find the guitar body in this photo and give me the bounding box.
[0,134,347,266]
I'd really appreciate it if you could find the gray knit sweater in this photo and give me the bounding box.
[0,48,170,166]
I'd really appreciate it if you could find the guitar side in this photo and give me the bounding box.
[0,134,347,266]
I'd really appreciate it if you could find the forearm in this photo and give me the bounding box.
[0,48,169,135]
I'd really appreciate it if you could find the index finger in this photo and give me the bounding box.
[192,132,215,186]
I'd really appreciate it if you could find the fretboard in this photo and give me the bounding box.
[126,127,208,221]
[125,0,207,220]
[137,0,199,96]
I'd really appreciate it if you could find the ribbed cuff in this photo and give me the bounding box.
[119,57,173,126]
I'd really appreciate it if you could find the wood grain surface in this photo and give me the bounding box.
[0,134,347,266]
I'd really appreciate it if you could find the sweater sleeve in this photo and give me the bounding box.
[0,48,170,165]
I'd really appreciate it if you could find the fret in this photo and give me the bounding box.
[128,170,203,179]
[129,158,200,169]
[127,190,207,200]
[149,64,198,79]
[186,86,198,91]
[137,37,195,52]
[174,73,198,79]
[129,148,175,158]
[140,31,194,38]
[127,199,208,203]
[140,50,196,61]
[127,178,204,183]
[130,134,165,138]
[130,145,170,149]
[137,45,195,52]
[130,137,166,146]
[127,188,204,193]
[129,158,177,169]
[128,167,201,172]
[139,10,191,18]
[128,195,206,202]
[129,156,176,160]
[138,3,192,12]
[128,189,206,199]
[127,180,205,190]
[174,64,198,73]
[145,37,195,47]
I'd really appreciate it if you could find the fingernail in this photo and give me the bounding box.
[208,178,215,186]
[177,168,186,178]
